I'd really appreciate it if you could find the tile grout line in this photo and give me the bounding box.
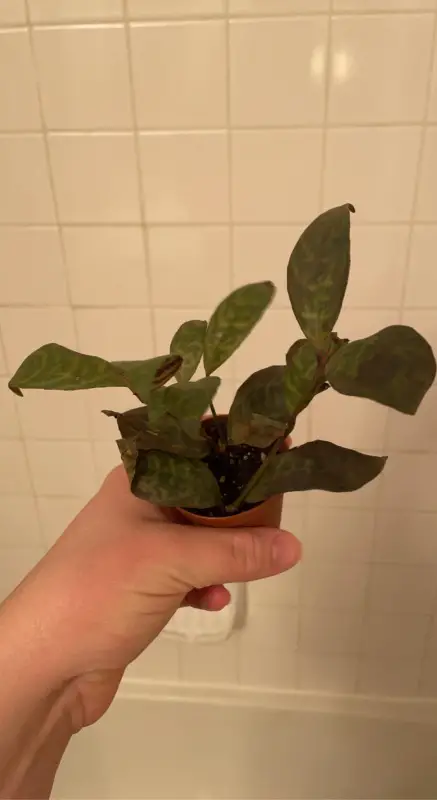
[354,5,437,695]
[1,220,437,229]
[122,1,158,358]
[4,121,437,134]
[23,0,99,525]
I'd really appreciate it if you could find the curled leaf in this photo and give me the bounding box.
[287,204,354,347]
[203,282,276,375]
[132,451,220,508]
[326,325,436,415]
[170,320,207,382]
[247,440,387,503]
[8,343,181,404]
[107,409,210,459]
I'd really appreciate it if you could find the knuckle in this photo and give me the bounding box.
[231,531,262,576]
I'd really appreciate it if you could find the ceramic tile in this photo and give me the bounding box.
[0,546,45,602]
[0,496,40,547]
[387,387,437,453]
[334,0,434,8]
[49,134,140,224]
[345,225,409,309]
[380,453,437,511]
[128,0,225,16]
[125,636,180,681]
[0,376,20,438]
[428,44,437,122]
[406,226,437,307]
[27,440,97,496]
[402,309,437,354]
[299,610,362,655]
[0,31,40,131]
[16,391,89,441]
[0,441,32,495]
[311,389,388,452]
[242,606,298,651]
[131,21,226,129]
[301,563,369,610]
[230,0,329,11]
[29,1,123,22]
[0,306,76,372]
[149,226,230,307]
[358,658,421,697]
[416,128,437,221]
[0,1,26,23]
[373,511,437,565]
[238,643,297,689]
[425,615,437,655]
[306,508,374,563]
[311,477,380,511]
[324,127,421,222]
[93,440,121,484]
[368,564,437,614]
[37,496,87,546]
[75,308,153,362]
[232,130,323,223]
[0,340,6,375]
[0,227,67,305]
[34,25,132,131]
[234,309,302,381]
[140,132,229,223]
[296,654,357,693]
[362,612,429,657]
[64,227,149,307]
[230,17,327,127]
[338,308,399,340]
[180,639,239,684]
[233,226,302,309]
[0,136,55,224]
[249,563,301,607]
[329,14,433,124]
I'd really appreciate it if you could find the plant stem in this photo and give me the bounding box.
[209,400,219,419]
[226,436,284,513]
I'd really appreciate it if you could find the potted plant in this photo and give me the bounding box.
[8,204,436,530]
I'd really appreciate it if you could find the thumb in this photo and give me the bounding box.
[170,526,301,589]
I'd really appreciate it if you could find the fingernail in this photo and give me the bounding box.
[272,532,300,568]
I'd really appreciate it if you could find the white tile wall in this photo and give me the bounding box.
[1,0,437,703]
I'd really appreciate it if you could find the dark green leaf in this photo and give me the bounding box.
[228,366,289,447]
[284,340,319,416]
[106,408,210,458]
[117,438,138,483]
[132,451,220,508]
[148,376,220,423]
[8,343,181,404]
[170,320,207,382]
[203,282,275,375]
[247,440,387,503]
[326,325,436,415]
[287,204,354,347]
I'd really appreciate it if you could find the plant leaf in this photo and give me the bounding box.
[228,366,289,447]
[8,343,181,403]
[132,451,220,508]
[148,376,220,423]
[170,320,207,382]
[287,204,354,347]
[117,438,138,483]
[247,440,387,503]
[284,340,319,416]
[203,282,276,376]
[106,408,210,458]
[326,325,436,415]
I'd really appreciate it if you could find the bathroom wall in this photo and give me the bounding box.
[0,0,437,700]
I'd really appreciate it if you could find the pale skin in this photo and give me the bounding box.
[0,466,301,799]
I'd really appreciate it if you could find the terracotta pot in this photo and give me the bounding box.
[163,414,289,530]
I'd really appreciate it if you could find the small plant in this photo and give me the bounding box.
[9,205,436,519]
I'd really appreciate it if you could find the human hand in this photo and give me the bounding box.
[1,466,300,732]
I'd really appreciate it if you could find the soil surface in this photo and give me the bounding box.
[185,417,266,517]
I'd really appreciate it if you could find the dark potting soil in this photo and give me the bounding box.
[184,417,266,518]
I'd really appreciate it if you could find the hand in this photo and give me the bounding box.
[1,466,301,732]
